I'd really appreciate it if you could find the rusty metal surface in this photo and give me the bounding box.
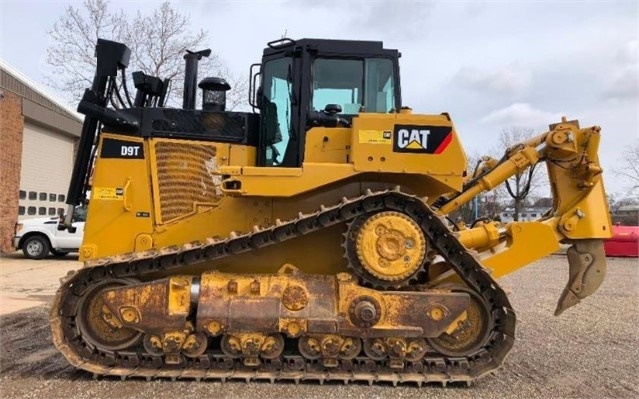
[101,278,190,332]
[100,269,470,343]
[50,189,516,385]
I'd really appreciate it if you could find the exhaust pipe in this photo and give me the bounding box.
[182,48,211,110]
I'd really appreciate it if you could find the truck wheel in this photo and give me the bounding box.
[22,235,50,260]
[51,249,69,257]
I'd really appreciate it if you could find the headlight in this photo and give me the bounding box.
[14,223,23,235]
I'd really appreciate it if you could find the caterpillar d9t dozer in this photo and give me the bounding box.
[52,38,612,385]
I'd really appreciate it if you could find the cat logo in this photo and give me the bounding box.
[393,124,454,154]
[396,128,430,150]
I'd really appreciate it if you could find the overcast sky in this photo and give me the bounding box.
[1,0,637,196]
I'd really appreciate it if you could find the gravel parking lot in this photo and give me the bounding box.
[0,253,637,399]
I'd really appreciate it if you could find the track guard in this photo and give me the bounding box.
[555,239,607,316]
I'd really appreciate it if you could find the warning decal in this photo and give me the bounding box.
[358,130,392,145]
[94,187,124,200]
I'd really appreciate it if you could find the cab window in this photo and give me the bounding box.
[261,57,293,166]
[312,58,395,114]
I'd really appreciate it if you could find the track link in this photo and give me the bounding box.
[50,189,516,385]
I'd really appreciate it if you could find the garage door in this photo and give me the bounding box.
[18,121,75,219]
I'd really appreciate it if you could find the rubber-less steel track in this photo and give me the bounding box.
[50,190,516,386]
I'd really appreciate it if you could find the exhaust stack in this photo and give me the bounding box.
[183,48,211,110]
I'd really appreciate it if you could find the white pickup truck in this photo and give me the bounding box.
[13,206,86,259]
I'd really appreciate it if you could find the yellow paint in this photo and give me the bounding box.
[168,276,192,315]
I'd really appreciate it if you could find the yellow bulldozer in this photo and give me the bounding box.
[52,38,612,385]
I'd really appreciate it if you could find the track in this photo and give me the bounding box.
[50,189,516,385]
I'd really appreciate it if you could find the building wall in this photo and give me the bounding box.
[0,90,24,253]
[0,63,83,254]
[18,121,75,219]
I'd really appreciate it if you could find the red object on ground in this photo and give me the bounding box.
[604,225,639,257]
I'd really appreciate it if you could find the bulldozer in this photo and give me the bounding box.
[51,37,612,385]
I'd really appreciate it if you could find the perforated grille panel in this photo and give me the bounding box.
[154,141,220,224]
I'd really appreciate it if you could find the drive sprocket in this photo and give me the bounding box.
[345,210,427,289]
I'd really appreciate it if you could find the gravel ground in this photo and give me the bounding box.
[0,254,637,399]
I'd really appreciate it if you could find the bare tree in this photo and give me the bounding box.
[497,127,546,221]
[46,0,246,109]
[448,152,506,226]
[614,140,639,189]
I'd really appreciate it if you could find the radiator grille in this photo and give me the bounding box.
[154,141,221,224]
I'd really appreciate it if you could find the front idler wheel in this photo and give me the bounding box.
[426,285,492,357]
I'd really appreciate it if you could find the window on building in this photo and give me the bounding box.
[38,207,46,215]
[27,206,36,215]
[49,193,56,202]
[58,194,65,202]
[57,208,64,216]
[18,206,25,215]
[39,192,47,201]
[48,207,56,216]
[531,213,537,217]
[29,191,37,200]
[19,190,26,200]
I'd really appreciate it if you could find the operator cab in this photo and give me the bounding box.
[253,38,402,167]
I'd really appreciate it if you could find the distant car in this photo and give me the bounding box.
[13,206,86,259]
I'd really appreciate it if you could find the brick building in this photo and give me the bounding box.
[0,60,82,253]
